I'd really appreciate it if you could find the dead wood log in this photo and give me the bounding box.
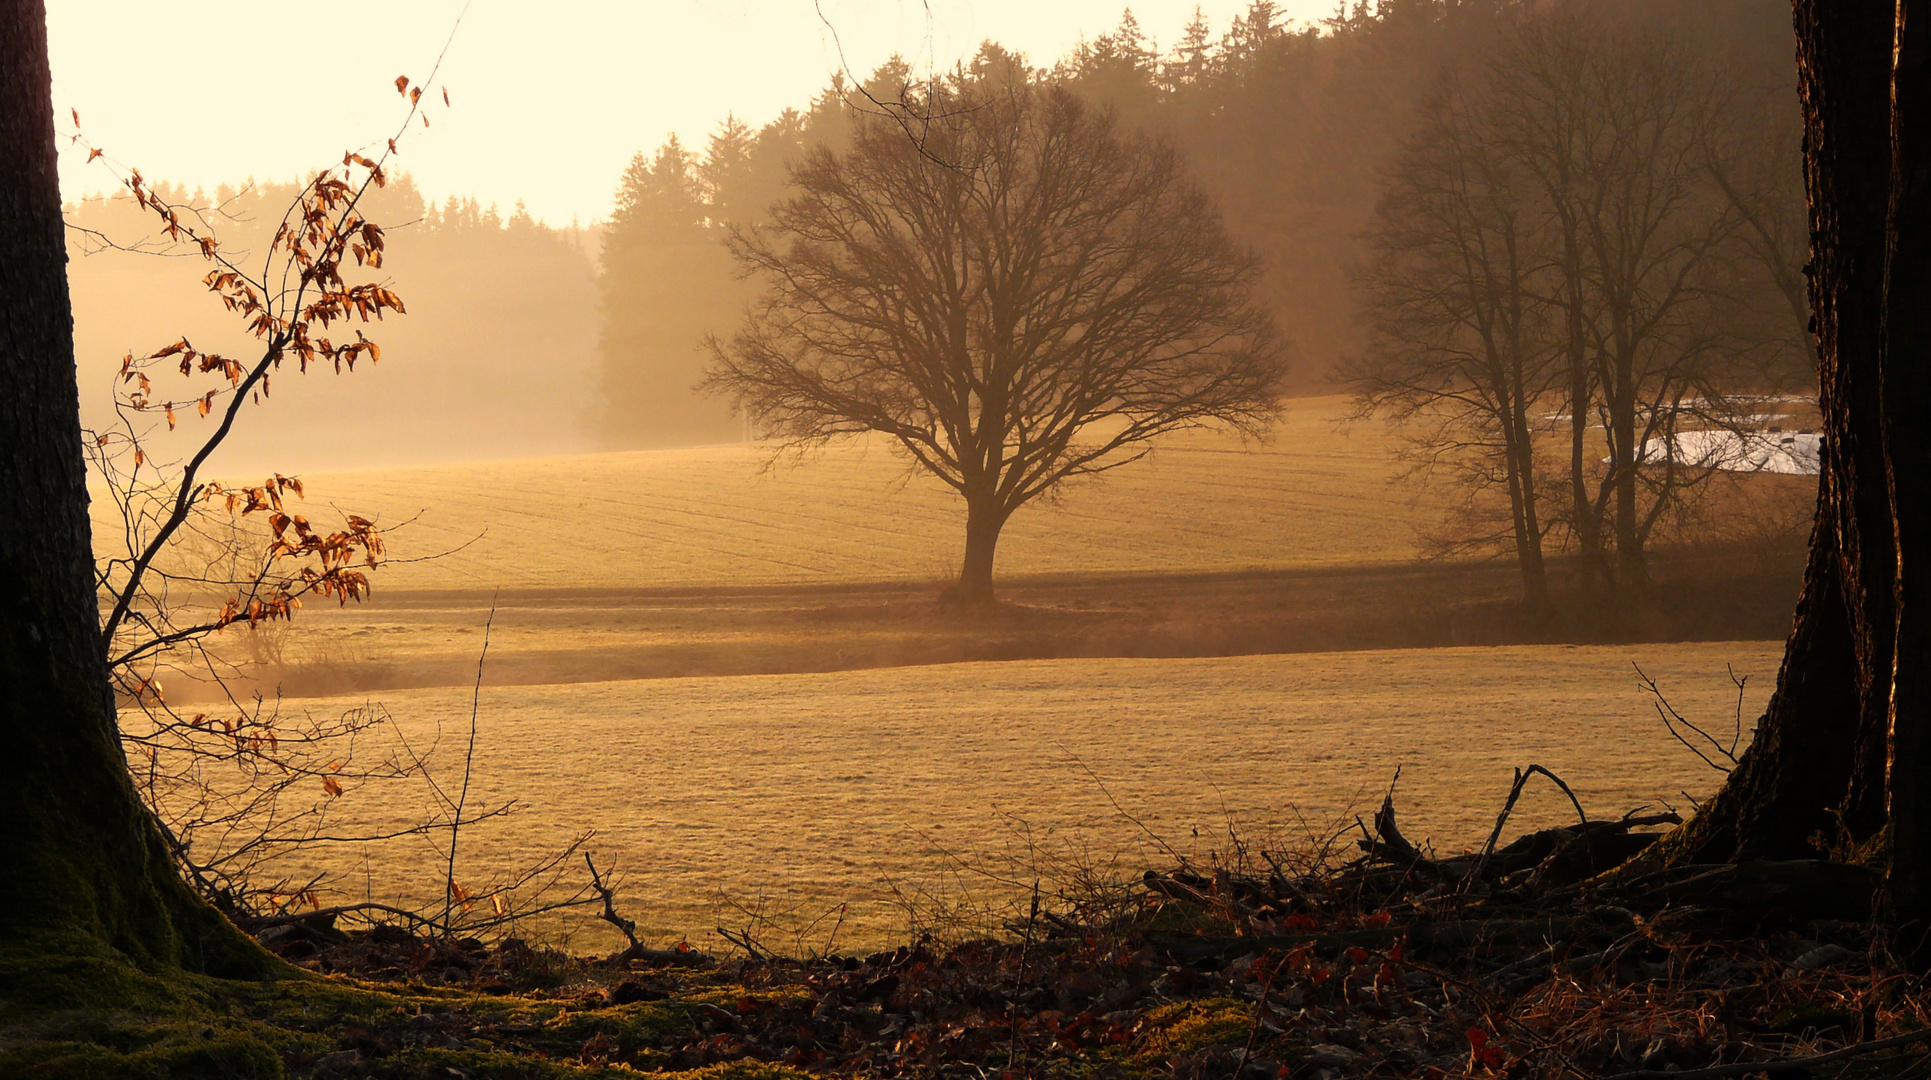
[1146,909,1636,966]
[1356,771,1676,889]
[242,901,438,933]
[1602,1025,1931,1080]
[1464,765,1587,888]
[1373,788,1425,862]
[1142,869,1218,905]
[1594,859,1879,920]
[621,942,715,968]
[1524,825,1669,889]
[1354,787,1453,883]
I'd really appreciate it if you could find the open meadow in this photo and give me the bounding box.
[284,396,1438,592]
[115,395,1809,955]
[254,640,1782,952]
[122,395,1808,698]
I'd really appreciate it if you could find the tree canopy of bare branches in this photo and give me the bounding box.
[706,67,1285,601]
[1491,10,1752,586]
[1351,5,1807,598]
[1350,69,1559,605]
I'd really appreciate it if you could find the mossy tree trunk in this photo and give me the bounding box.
[0,0,264,979]
[1666,1,1931,950]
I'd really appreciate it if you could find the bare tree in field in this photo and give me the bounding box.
[706,70,1285,602]
[1354,9,1803,597]
[1350,71,1560,608]
[1489,11,1752,587]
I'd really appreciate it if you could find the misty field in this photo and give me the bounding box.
[287,396,1438,592]
[117,391,1809,951]
[263,640,1780,952]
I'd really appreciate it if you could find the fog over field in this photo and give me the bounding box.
[63,0,1818,958]
[31,3,1931,1076]
[267,400,1430,593]
[233,642,1779,949]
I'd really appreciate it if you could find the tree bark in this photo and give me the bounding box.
[1663,512,1865,861]
[955,495,1004,603]
[0,0,262,977]
[1809,1,1907,856]
[1666,1,1903,886]
[1881,0,1931,943]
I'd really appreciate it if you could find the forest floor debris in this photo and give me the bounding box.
[152,780,1928,1080]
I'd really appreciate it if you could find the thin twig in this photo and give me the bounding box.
[1236,952,1286,1079]
[1638,663,1740,773]
[586,853,640,949]
[441,597,495,936]
[1010,879,1041,1077]
[1058,744,1189,869]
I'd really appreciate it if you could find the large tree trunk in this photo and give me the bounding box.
[954,495,1004,603]
[1663,514,1867,861]
[0,0,262,979]
[1669,3,1922,933]
[1881,0,1931,941]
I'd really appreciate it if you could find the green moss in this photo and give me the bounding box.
[1041,1045,1136,1080]
[2,923,845,1080]
[663,1062,819,1080]
[680,986,812,1009]
[0,1023,284,1079]
[540,998,696,1047]
[0,934,201,1018]
[392,1047,640,1078]
[1135,997,1252,1060]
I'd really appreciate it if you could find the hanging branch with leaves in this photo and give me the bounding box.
[64,73,459,918]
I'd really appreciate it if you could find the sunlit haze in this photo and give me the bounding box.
[49,0,1328,224]
[12,1,1867,1052]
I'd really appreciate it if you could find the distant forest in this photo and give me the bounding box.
[61,0,1800,464]
[64,178,599,469]
[597,0,1801,449]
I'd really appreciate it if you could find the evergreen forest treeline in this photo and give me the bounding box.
[596,0,1804,449]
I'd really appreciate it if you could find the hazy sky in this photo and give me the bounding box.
[49,1,1334,226]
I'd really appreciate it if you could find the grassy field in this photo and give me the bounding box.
[118,398,1805,956]
[256,640,1781,953]
[222,549,1803,699]
[283,396,1439,592]
[100,393,1808,699]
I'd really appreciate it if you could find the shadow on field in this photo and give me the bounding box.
[190,538,1806,700]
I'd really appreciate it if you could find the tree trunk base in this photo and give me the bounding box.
[938,583,1001,606]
